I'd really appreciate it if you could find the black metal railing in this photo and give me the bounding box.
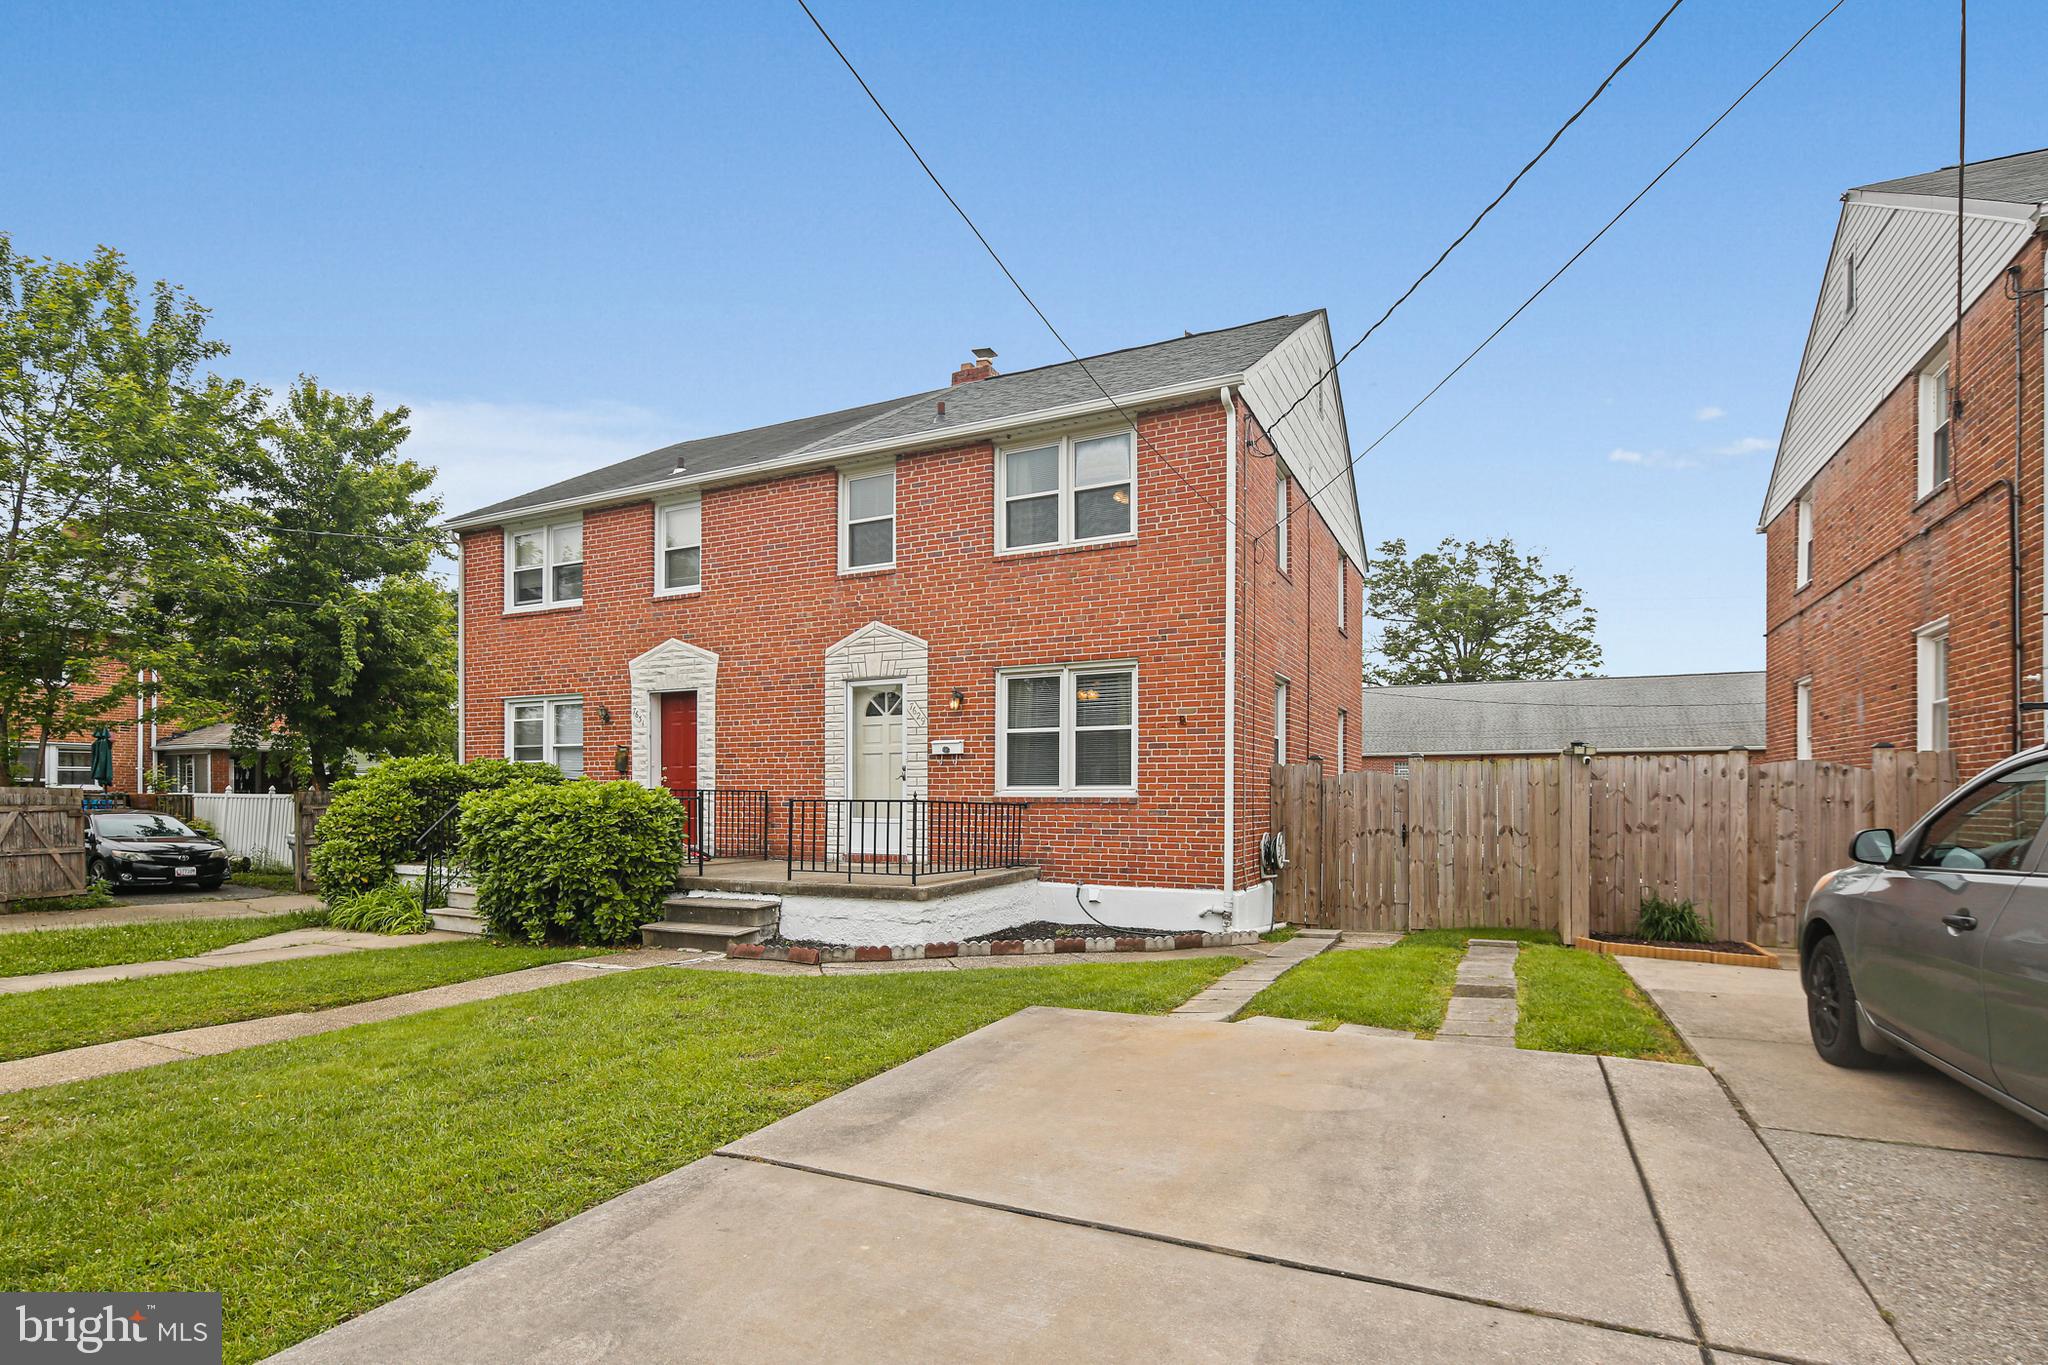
[784,796,1028,883]
[682,788,771,874]
[416,801,467,909]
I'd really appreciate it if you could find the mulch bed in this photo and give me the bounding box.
[1590,932,1770,958]
[765,920,1162,951]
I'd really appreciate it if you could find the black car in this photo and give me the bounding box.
[86,811,231,891]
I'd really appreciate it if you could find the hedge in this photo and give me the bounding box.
[459,780,686,945]
[310,756,564,903]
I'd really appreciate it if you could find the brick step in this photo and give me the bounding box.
[662,894,779,929]
[639,920,772,952]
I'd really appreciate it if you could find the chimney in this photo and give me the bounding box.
[951,346,998,385]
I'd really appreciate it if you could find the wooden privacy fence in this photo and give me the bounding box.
[0,788,88,903]
[1272,747,1961,945]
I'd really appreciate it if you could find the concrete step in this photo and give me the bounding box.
[662,894,779,929]
[430,907,485,935]
[444,886,479,911]
[639,920,771,952]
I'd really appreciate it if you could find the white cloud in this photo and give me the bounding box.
[1607,447,1647,464]
[1712,435,1774,457]
[1607,434,1772,472]
[1607,447,1698,470]
[397,397,687,522]
[1694,405,1726,422]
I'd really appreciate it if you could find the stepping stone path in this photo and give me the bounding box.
[1436,938,1522,1047]
[1170,929,1340,1021]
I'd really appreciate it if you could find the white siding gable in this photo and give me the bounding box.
[1760,194,2037,528]
[1240,316,1368,567]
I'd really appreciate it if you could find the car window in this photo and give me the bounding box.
[1913,762,2048,872]
[92,813,199,840]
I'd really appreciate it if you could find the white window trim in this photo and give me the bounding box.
[505,695,586,777]
[1917,619,1951,753]
[839,460,897,575]
[505,517,585,612]
[1275,463,1291,572]
[1917,344,1953,499]
[1274,676,1290,765]
[653,495,702,598]
[995,662,1138,797]
[993,425,1137,556]
[1795,489,1814,589]
[50,745,98,789]
[1337,709,1348,776]
[1337,552,1349,632]
[1794,676,1813,761]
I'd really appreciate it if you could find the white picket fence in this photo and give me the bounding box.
[192,792,297,867]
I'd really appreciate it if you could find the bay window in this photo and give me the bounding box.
[507,518,584,609]
[657,497,701,594]
[997,428,1134,552]
[998,664,1136,794]
[508,696,585,777]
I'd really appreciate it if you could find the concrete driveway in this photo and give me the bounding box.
[1621,955,2048,1364]
[274,1008,1905,1363]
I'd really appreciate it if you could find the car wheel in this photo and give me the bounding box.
[87,855,113,886]
[1805,934,1884,1069]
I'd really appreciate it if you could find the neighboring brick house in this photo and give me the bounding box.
[450,313,1366,932]
[1761,149,2048,776]
[1356,672,1764,772]
[15,659,155,791]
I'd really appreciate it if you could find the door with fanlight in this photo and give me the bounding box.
[851,684,906,858]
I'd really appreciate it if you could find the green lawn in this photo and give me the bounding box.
[1515,944,1696,1063]
[0,956,1236,1363]
[0,912,326,979]
[0,940,595,1062]
[1240,926,1558,1035]
[230,869,299,893]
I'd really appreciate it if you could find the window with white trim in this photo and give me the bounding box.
[1795,489,1813,589]
[1337,709,1348,776]
[53,746,95,787]
[996,429,1134,552]
[997,665,1135,794]
[1794,677,1813,761]
[168,753,207,793]
[1275,463,1291,570]
[1917,624,1950,752]
[656,497,701,594]
[1337,553,1349,631]
[507,696,585,777]
[1917,346,1952,498]
[841,464,896,571]
[1274,677,1290,765]
[507,518,583,609]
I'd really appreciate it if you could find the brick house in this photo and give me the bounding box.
[16,662,260,795]
[1356,672,1764,772]
[450,313,1366,937]
[1760,149,2048,777]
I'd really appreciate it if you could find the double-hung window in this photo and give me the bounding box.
[53,747,95,787]
[1918,623,1950,752]
[997,429,1134,552]
[656,497,701,594]
[1794,677,1813,761]
[1337,709,1349,775]
[508,519,584,609]
[998,665,1136,794]
[1337,553,1349,631]
[1274,678,1290,764]
[1275,464,1291,570]
[508,696,584,777]
[841,463,896,572]
[1918,347,1952,497]
[1796,490,1814,589]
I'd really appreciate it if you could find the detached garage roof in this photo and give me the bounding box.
[1361,672,1765,758]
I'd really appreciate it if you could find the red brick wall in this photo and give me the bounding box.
[1764,235,2046,775]
[37,659,148,791]
[461,396,1364,890]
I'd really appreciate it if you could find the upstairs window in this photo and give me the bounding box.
[841,464,896,572]
[997,429,1134,553]
[1275,464,1292,569]
[1337,553,1350,631]
[508,518,583,609]
[1918,346,1952,498]
[656,497,701,594]
[508,696,584,777]
[1795,489,1814,589]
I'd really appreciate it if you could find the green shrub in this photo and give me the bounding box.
[328,882,430,935]
[1637,891,1715,945]
[459,780,685,945]
[310,756,564,903]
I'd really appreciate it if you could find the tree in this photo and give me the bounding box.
[176,379,454,790]
[0,237,255,783]
[1361,536,1600,685]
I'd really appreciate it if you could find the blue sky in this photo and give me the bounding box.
[10,0,2038,674]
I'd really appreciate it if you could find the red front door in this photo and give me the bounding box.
[659,692,698,796]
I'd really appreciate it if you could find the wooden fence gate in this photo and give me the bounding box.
[0,788,88,903]
[1272,747,1960,945]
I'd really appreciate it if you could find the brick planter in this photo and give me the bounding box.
[732,929,1260,964]
[1575,937,1781,970]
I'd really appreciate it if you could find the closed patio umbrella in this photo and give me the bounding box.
[89,726,115,788]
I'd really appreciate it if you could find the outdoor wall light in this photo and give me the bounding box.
[1568,740,1596,765]
[949,688,966,711]
[612,745,631,774]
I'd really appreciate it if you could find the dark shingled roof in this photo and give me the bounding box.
[1361,672,1764,757]
[1853,146,2048,204]
[451,312,1320,526]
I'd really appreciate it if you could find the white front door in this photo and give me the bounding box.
[851,684,906,855]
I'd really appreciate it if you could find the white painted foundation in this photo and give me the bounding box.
[776,877,1276,946]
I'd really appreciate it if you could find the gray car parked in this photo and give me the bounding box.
[1800,747,2048,1131]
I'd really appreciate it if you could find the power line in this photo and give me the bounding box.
[1258,0,1847,549]
[1248,0,1685,457]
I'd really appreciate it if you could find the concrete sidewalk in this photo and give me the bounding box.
[1622,955,2048,1364]
[0,927,468,995]
[0,890,320,933]
[275,1008,1907,1364]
